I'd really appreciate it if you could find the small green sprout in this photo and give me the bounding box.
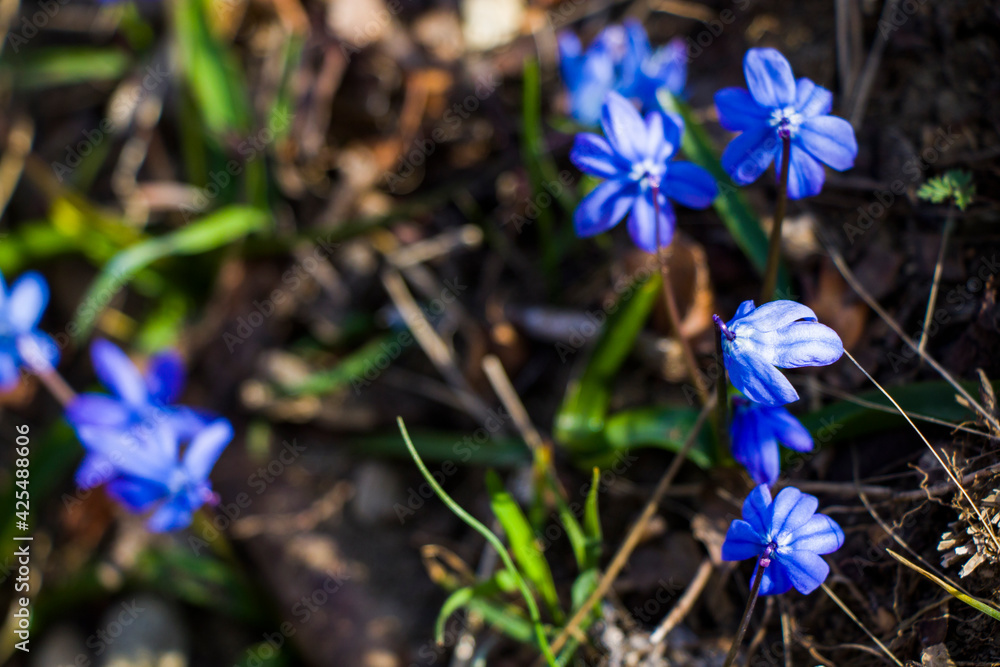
[917,170,975,211]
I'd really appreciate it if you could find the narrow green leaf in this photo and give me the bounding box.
[886,549,1000,621]
[6,47,131,89]
[72,205,269,339]
[550,478,588,570]
[658,90,788,291]
[554,273,662,453]
[601,406,715,469]
[583,467,602,570]
[436,587,476,642]
[485,471,563,622]
[277,335,398,396]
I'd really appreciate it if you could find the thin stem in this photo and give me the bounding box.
[760,135,791,303]
[36,369,76,407]
[651,183,708,405]
[820,583,904,666]
[397,418,558,667]
[714,330,730,456]
[722,559,767,667]
[917,207,955,362]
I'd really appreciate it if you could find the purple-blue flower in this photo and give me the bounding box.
[730,398,813,485]
[715,300,843,406]
[0,271,59,390]
[714,48,857,199]
[66,339,212,491]
[722,485,844,595]
[75,419,234,532]
[569,92,717,252]
[559,19,686,126]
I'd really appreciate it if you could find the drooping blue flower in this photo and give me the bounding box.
[730,398,813,485]
[569,92,717,252]
[559,19,687,126]
[66,339,212,491]
[722,484,844,595]
[714,48,857,199]
[715,300,843,406]
[0,270,59,390]
[75,419,234,532]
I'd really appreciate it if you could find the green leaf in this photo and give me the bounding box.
[434,571,518,642]
[917,170,975,211]
[5,47,131,89]
[72,205,269,340]
[485,471,563,622]
[171,0,252,137]
[601,406,715,469]
[583,467,602,570]
[658,90,788,291]
[550,478,588,570]
[554,273,662,454]
[799,380,980,444]
[277,334,399,396]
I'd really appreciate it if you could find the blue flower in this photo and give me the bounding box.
[0,271,59,390]
[730,398,813,485]
[559,20,686,126]
[76,419,234,532]
[722,485,844,595]
[715,300,843,406]
[66,339,212,491]
[569,92,717,252]
[714,48,857,199]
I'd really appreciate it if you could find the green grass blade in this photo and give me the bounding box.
[601,406,715,469]
[5,47,131,89]
[485,470,563,623]
[72,205,269,340]
[397,418,559,666]
[886,549,1000,621]
[554,273,661,453]
[658,90,788,291]
[583,467,602,570]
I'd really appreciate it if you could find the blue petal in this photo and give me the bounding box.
[66,393,133,428]
[643,111,680,164]
[725,347,799,406]
[0,352,20,391]
[146,351,186,404]
[777,550,829,595]
[728,300,756,326]
[570,48,616,126]
[91,339,150,407]
[734,300,817,331]
[742,484,773,536]
[721,125,779,186]
[798,116,857,171]
[787,514,844,554]
[777,144,826,200]
[663,162,717,209]
[15,332,60,372]
[644,38,687,96]
[767,322,844,369]
[601,92,646,163]
[722,520,766,561]
[626,188,674,253]
[574,179,637,238]
[557,31,583,88]
[571,133,628,179]
[794,78,832,117]
[168,406,216,441]
[755,561,794,595]
[107,476,167,511]
[146,497,195,532]
[768,407,814,453]
[75,424,174,484]
[714,87,769,131]
[75,453,117,489]
[770,487,818,535]
[732,409,781,485]
[183,419,234,482]
[6,272,49,332]
[743,48,796,108]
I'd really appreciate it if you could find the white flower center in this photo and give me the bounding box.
[629,158,664,186]
[769,106,804,137]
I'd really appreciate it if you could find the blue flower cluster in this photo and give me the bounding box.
[0,269,231,532]
[560,29,850,595]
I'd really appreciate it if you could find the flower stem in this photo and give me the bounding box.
[651,184,708,405]
[722,558,767,667]
[714,330,730,455]
[759,135,791,304]
[917,206,955,362]
[35,368,76,407]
